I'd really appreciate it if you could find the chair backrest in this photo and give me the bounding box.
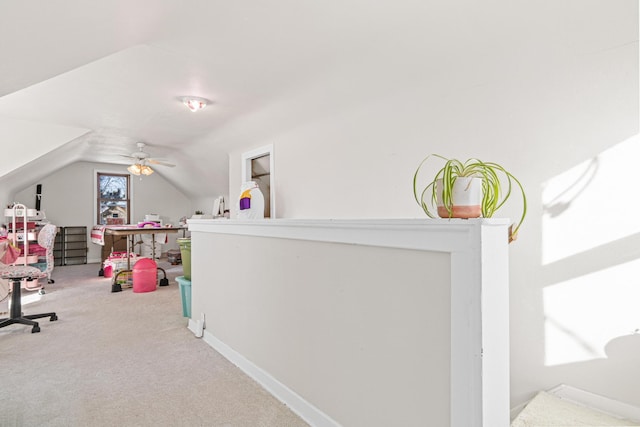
[37,224,57,250]
[37,224,57,281]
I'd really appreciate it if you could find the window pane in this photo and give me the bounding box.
[99,175,128,199]
[100,201,128,224]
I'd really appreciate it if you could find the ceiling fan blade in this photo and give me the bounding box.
[147,158,175,167]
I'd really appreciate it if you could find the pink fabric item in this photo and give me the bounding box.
[18,243,47,256]
[91,225,106,245]
[0,242,21,265]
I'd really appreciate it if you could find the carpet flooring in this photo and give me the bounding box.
[511,391,640,426]
[0,261,309,427]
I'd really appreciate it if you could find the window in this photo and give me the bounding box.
[97,173,130,224]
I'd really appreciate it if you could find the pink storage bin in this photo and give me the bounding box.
[132,258,157,293]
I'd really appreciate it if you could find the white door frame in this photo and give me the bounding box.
[241,144,275,218]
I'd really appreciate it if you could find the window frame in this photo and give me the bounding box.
[96,172,131,225]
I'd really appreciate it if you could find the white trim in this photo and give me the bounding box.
[188,319,341,427]
[548,384,640,422]
[188,218,511,427]
[187,218,508,253]
[240,144,275,218]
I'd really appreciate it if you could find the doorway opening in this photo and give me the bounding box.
[241,145,275,218]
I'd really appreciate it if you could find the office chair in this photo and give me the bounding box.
[37,224,57,284]
[0,265,58,333]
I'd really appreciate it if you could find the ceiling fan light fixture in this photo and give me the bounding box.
[181,96,210,112]
[141,165,154,175]
[128,163,154,176]
[127,164,141,175]
[123,142,171,175]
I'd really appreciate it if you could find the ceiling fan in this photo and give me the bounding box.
[121,142,175,175]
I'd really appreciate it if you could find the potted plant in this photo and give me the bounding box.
[413,154,527,242]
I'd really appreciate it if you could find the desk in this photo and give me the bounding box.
[94,226,178,292]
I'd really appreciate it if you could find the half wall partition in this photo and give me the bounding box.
[187,218,510,427]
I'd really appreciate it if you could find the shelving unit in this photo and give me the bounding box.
[53,232,63,266]
[61,226,87,265]
[4,205,39,266]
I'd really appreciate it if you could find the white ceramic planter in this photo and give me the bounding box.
[436,177,483,219]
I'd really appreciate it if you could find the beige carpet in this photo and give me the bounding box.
[0,261,309,427]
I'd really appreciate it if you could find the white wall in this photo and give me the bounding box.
[217,2,639,409]
[192,230,452,427]
[11,161,192,262]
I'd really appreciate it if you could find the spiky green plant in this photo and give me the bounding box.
[413,154,527,241]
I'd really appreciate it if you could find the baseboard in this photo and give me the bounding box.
[548,384,640,423]
[188,319,341,427]
[511,385,640,423]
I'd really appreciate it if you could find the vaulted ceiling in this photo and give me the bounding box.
[2,1,635,203]
[0,0,373,198]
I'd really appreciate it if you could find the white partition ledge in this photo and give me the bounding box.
[188,218,511,427]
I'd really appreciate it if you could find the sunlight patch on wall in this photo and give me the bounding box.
[543,258,640,366]
[541,135,640,265]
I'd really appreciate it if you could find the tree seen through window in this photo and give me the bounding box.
[97,173,130,224]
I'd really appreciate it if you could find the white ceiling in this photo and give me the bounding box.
[1,1,635,200]
[0,0,366,198]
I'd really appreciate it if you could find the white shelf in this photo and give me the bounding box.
[4,208,38,218]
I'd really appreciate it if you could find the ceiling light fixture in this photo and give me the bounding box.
[128,163,154,176]
[180,96,210,112]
